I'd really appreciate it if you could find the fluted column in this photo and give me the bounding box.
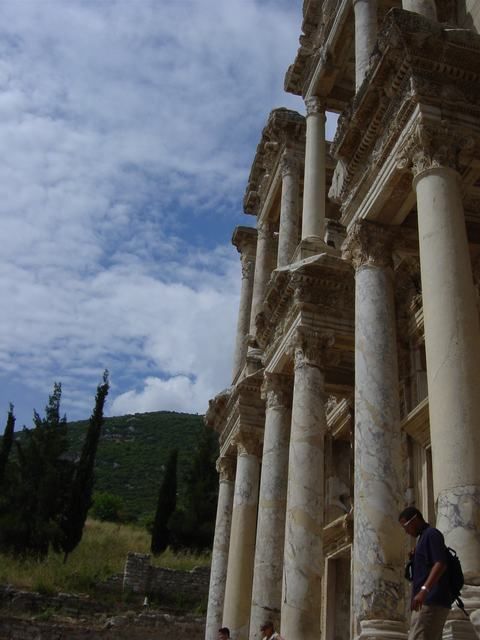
[411,146,480,580]
[249,374,292,639]
[343,221,406,640]
[249,221,275,339]
[301,96,326,243]
[223,432,262,640]
[281,328,329,640]
[353,0,377,90]
[205,457,236,640]
[232,227,257,379]
[277,151,300,267]
[402,0,437,20]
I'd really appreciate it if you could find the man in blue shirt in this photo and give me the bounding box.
[399,507,451,640]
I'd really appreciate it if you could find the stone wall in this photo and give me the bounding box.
[123,553,210,606]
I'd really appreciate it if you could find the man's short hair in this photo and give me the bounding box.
[219,628,230,637]
[260,620,274,631]
[398,506,423,522]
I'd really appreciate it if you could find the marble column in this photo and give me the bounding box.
[353,0,378,91]
[413,160,480,579]
[281,328,328,640]
[277,151,300,268]
[249,221,275,339]
[205,457,236,640]
[250,374,292,639]
[232,227,257,379]
[301,96,326,243]
[343,221,406,640]
[402,0,437,21]
[223,432,262,640]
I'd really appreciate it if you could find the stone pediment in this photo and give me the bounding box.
[243,109,305,217]
[330,8,480,228]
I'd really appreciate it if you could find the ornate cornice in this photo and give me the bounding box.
[261,372,293,409]
[330,9,480,226]
[232,226,257,257]
[342,220,395,270]
[243,108,305,216]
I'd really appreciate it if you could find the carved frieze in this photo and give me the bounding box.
[330,9,480,226]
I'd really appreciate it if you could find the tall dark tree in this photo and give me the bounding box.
[0,404,15,486]
[0,383,72,558]
[169,425,219,551]
[151,449,178,555]
[60,371,109,561]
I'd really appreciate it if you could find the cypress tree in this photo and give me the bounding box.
[60,370,109,561]
[0,404,15,486]
[1,383,72,558]
[151,449,178,555]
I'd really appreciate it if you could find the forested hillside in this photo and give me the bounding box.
[67,411,212,521]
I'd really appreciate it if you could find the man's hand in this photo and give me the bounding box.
[412,588,427,611]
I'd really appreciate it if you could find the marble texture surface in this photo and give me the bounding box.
[353,0,378,90]
[223,438,261,640]
[353,262,405,634]
[301,97,326,241]
[250,375,291,639]
[278,152,299,268]
[415,167,480,576]
[281,349,325,640]
[205,461,235,640]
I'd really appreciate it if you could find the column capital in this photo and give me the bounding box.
[216,456,236,482]
[397,121,475,182]
[280,150,300,179]
[240,252,255,279]
[305,95,326,117]
[342,220,395,270]
[234,430,262,458]
[256,219,276,241]
[288,326,335,370]
[261,372,293,409]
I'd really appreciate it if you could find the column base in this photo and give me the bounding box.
[357,619,407,640]
[443,620,478,640]
[291,236,340,262]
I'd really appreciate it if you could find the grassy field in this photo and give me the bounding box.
[0,519,210,596]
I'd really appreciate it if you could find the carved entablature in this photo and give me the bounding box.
[243,109,305,217]
[256,255,354,360]
[330,9,480,227]
[342,220,395,271]
[205,387,232,434]
[218,370,265,455]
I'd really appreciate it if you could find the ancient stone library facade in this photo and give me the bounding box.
[205,2,480,640]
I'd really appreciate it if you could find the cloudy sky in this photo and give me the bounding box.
[0,0,319,428]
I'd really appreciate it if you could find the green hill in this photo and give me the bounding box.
[66,411,214,521]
